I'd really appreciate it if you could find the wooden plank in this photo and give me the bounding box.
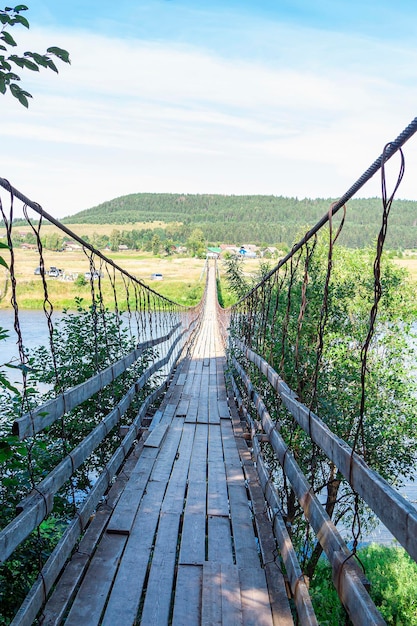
[188,423,208,483]
[208,386,220,424]
[218,399,230,419]
[176,372,187,386]
[101,480,167,626]
[106,447,158,534]
[185,396,199,422]
[221,564,244,625]
[180,509,206,565]
[161,402,180,422]
[172,565,202,626]
[149,409,163,428]
[207,515,234,564]
[149,420,184,482]
[64,533,127,626]
[219,418,242,473]
[228,484,261,569]
[144,422,169,448]
[239,566,274,626]
[207,461,229,516]
[176,399,190,417]
[161,423,195,515]
[202,562,244,626]
[202,562,222,626]
[140,512,181,625]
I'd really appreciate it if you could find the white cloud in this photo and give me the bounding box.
[1,22,417,219]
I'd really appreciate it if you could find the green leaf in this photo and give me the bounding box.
[1,59,12,70]
[14,4,29,11]
[45,57,58,73]
[12,13,29,28]
[47,46,70,64]
[0,372,18,394]
[5,71,20,80]
[21,58,39,71]
[0,256,8,269]
[8,54,24,68]
[0,441,14,462]
[25,52,49,68]
[9,82,30,107]
[1,30,17,46]
[0,77,5,94]
[0,14,11,24]
[0,242,9,249]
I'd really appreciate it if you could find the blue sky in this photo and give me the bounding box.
[2,1,417,217]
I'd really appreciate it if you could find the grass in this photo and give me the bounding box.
[3,243,412,311]
[393,258,417,282]
[0,249,207,309]
[310,545,417,625]
[0,245,259,309]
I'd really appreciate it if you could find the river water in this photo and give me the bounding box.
[0,309,416,546]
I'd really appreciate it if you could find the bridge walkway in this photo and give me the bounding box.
[40,267,293,626]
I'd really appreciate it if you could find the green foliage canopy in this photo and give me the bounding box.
[62,192,417,250]
[0,5,70,107]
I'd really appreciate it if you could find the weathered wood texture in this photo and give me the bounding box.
[231,358,386,626]
[35,264,281,626]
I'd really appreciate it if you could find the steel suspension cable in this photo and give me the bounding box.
[239,116,417,301]
[0,178,181,307]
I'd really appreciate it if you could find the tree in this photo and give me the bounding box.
[109,229,121,252]
[187,228,206,258]
[1,5,70,107]
[151,234,161,255]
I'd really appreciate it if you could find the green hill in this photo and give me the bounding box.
[62,193,417,249]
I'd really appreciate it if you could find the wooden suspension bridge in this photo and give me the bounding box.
[2,120,417,625]
[3,261,414,626]
[36,264,289,626]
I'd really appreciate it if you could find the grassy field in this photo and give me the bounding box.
[393,258,417,282]
[0,248,209,309]
[2,240,413,312]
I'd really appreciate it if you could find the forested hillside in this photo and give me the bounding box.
[62,193,417,249]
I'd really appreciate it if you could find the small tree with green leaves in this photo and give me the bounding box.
[0,4,70,107]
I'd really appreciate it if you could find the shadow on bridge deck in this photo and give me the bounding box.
[39,268,293,626]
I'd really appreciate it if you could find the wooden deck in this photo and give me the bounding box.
[40,268,293,626]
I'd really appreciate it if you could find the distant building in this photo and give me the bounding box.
[207,247,221,259]
[64,241,82,251]
[239,246,257,258]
